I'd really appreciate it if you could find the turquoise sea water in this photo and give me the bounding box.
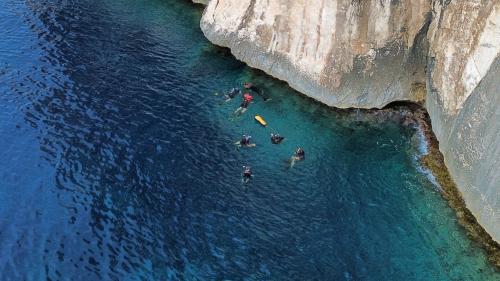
[0,0,498,280]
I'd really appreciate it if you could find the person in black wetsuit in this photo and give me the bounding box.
[270,133,284,144]
[244,82,270,101]
[234,93,253,115]
[240,135,252,146]
[223,87,241,102]
[242,166,252,183]
[295,148,305,160]
[290,147,305,167]
[235,134,255,148]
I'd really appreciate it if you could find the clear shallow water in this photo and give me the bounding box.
[0,0,498,280]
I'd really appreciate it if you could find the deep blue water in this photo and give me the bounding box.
[0,0,499,280]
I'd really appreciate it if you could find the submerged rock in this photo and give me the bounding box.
[192,0,209,5]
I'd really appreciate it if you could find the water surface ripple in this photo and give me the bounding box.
[0,0,498,280]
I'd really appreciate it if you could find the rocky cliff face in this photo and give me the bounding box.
[196,0,500,242]
[426,0,500,242]
[200,0,431,108]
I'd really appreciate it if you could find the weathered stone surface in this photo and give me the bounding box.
[201,0,431,108]
[197,0,500,242]
[426,0,500,242]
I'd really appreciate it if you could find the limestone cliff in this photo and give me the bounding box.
[195,0,500,242]
[200,0,431,108]
[426,0,500,242]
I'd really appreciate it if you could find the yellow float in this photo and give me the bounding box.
[254,115,267,126]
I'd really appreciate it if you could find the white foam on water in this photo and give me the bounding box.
[412,125,443,192]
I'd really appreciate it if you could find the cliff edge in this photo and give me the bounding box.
[197,0,500,243]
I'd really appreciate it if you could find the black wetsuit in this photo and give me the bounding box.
[271,134,284,144]
[240,100,250,108]
[296,149,305,160]
[243,168,252,179]
[249,85,269,101]
[240,136,251,146]
[227,88,240,99]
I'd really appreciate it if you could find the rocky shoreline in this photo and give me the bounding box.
[414,109,500,269]
[330,101,500,269]
[358,101,500,269]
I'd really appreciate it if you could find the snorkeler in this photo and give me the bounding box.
[244,82,270,101]
[242,166,252,183]
[270,133,285,144]
[241,134,251,146]
[235,134,256,148]
[295,147,305,160]
[223,87,241,102]
[290,147,305,167]
[234,92,254,115]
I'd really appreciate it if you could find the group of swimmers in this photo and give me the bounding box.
[220,82,305,183]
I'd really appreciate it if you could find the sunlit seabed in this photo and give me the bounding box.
[0,0,498,280]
